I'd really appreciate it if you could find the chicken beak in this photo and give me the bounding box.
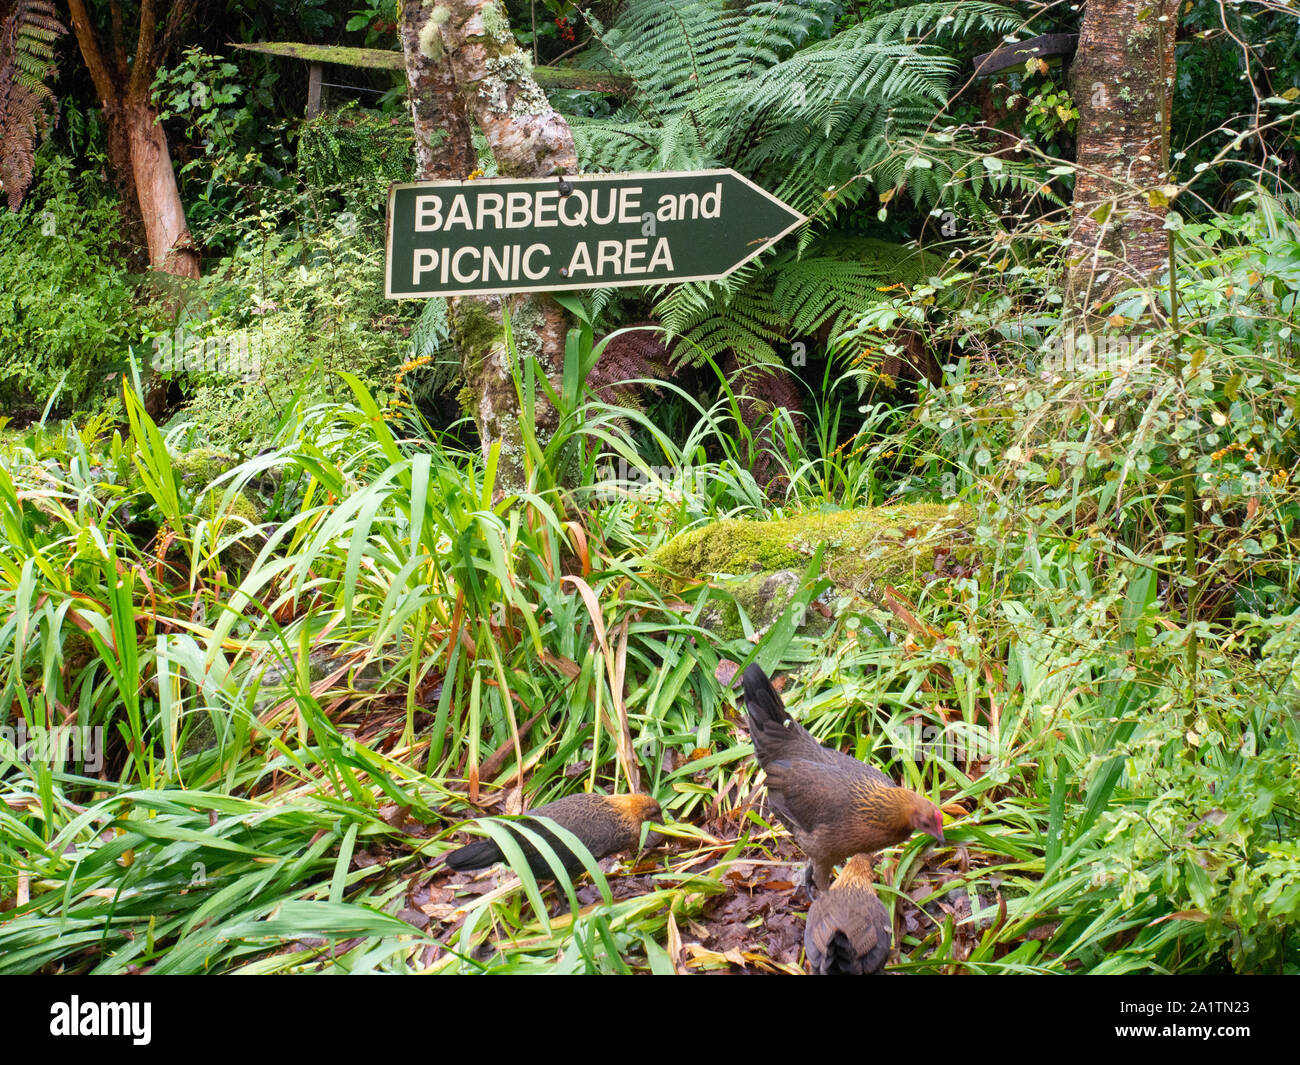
[933,815,946,846]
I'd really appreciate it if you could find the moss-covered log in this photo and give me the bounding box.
[233,41,631,95]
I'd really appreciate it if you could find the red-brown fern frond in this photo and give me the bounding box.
[590,321,672,408]
[0,0,66,211]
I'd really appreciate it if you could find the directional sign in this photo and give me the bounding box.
[385,169,805,299]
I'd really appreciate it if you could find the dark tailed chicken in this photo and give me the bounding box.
[804,854,892,974]
[444,792,661,880]
[742,663,944,893]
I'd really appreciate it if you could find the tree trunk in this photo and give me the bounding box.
[66,0,199,417]
[123,92,199,278]
[398,4,477,180]
[66,0,198,279]
[1065,0,1179,320]
[99,98,149,263]
[400,0,577,490]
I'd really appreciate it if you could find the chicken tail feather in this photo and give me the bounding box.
[444,838,503,871]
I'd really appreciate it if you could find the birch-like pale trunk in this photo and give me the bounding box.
[400,0,577,491]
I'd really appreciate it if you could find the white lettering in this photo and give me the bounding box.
[452,246,480,282]
[589,188,617,225]
[535,190,559,227]
[559,190,588,226]
[414,195,443,231]
[624,237,648,274]
[648,237,673,272]
[567,241,594,278]
[522,243,549,279]
[618,188,642,224]
[597,240,622,276]
[444,194,473,231]
[506,192,532,228]
[476,192,504,230]
[701,181,722,218]
[413,250,439,284]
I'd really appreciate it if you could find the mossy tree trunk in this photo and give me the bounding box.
[1065,0,1179,321]
[399,0,576,491]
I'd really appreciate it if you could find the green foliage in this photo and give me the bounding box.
[0,154,141,415]
[985,62,1080,158]
[296,101,415,189]
[158,150,429,450]
[566,1,1043,367]
[152,47,300,253]
[1173,0,1300,202]
[808,190,1300,972]
[660,236,936,366]
[6,0,1300,978]
[573,1,1029,216]
[345,1,400,45]
[0,359,741,971]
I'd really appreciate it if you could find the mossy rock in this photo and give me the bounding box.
[171,448,262,524]
[652,503,973,635]
[698,568,836,641]
[171,447,238,491]
[170,448,264,574]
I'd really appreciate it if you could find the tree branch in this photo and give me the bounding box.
[129,0,158,96]
[108,0,128,80]
[66,0,119,105]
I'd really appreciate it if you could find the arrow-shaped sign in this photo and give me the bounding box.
[385,168,805,299]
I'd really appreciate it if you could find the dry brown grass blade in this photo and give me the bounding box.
[561,574,640,793]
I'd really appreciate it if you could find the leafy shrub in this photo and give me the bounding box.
[162,182,419,450]
[297,102,415,189]
[0,154,141,416]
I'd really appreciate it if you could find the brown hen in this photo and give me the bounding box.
[444,792,661,880]
[742,663,944,893]
[804,854,892,974]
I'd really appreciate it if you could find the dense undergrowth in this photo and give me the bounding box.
[3,0,1300,976]
[2,188,1299,972]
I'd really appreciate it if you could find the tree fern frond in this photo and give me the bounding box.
[0,0,66,210]
[853,2,1023,46]
[655,234,939,367]
[569,114,663,172]
[773,237,936,341]
[590,0,837,122]
[562,1,1041,371]
[564,1,1029,223]
[669,281,787,368]
[655,260,764,340]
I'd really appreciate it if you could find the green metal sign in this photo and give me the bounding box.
[385,169,804,299]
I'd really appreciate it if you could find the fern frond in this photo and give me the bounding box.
[565,0,1028,225]
[568,114,663,172]
[565,1,1037,370]
[853,2,1023,46]
[656,235,938,367]
[0,0,65,211]
[773,237,936,340]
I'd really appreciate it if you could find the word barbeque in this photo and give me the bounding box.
[385,168,805,299]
